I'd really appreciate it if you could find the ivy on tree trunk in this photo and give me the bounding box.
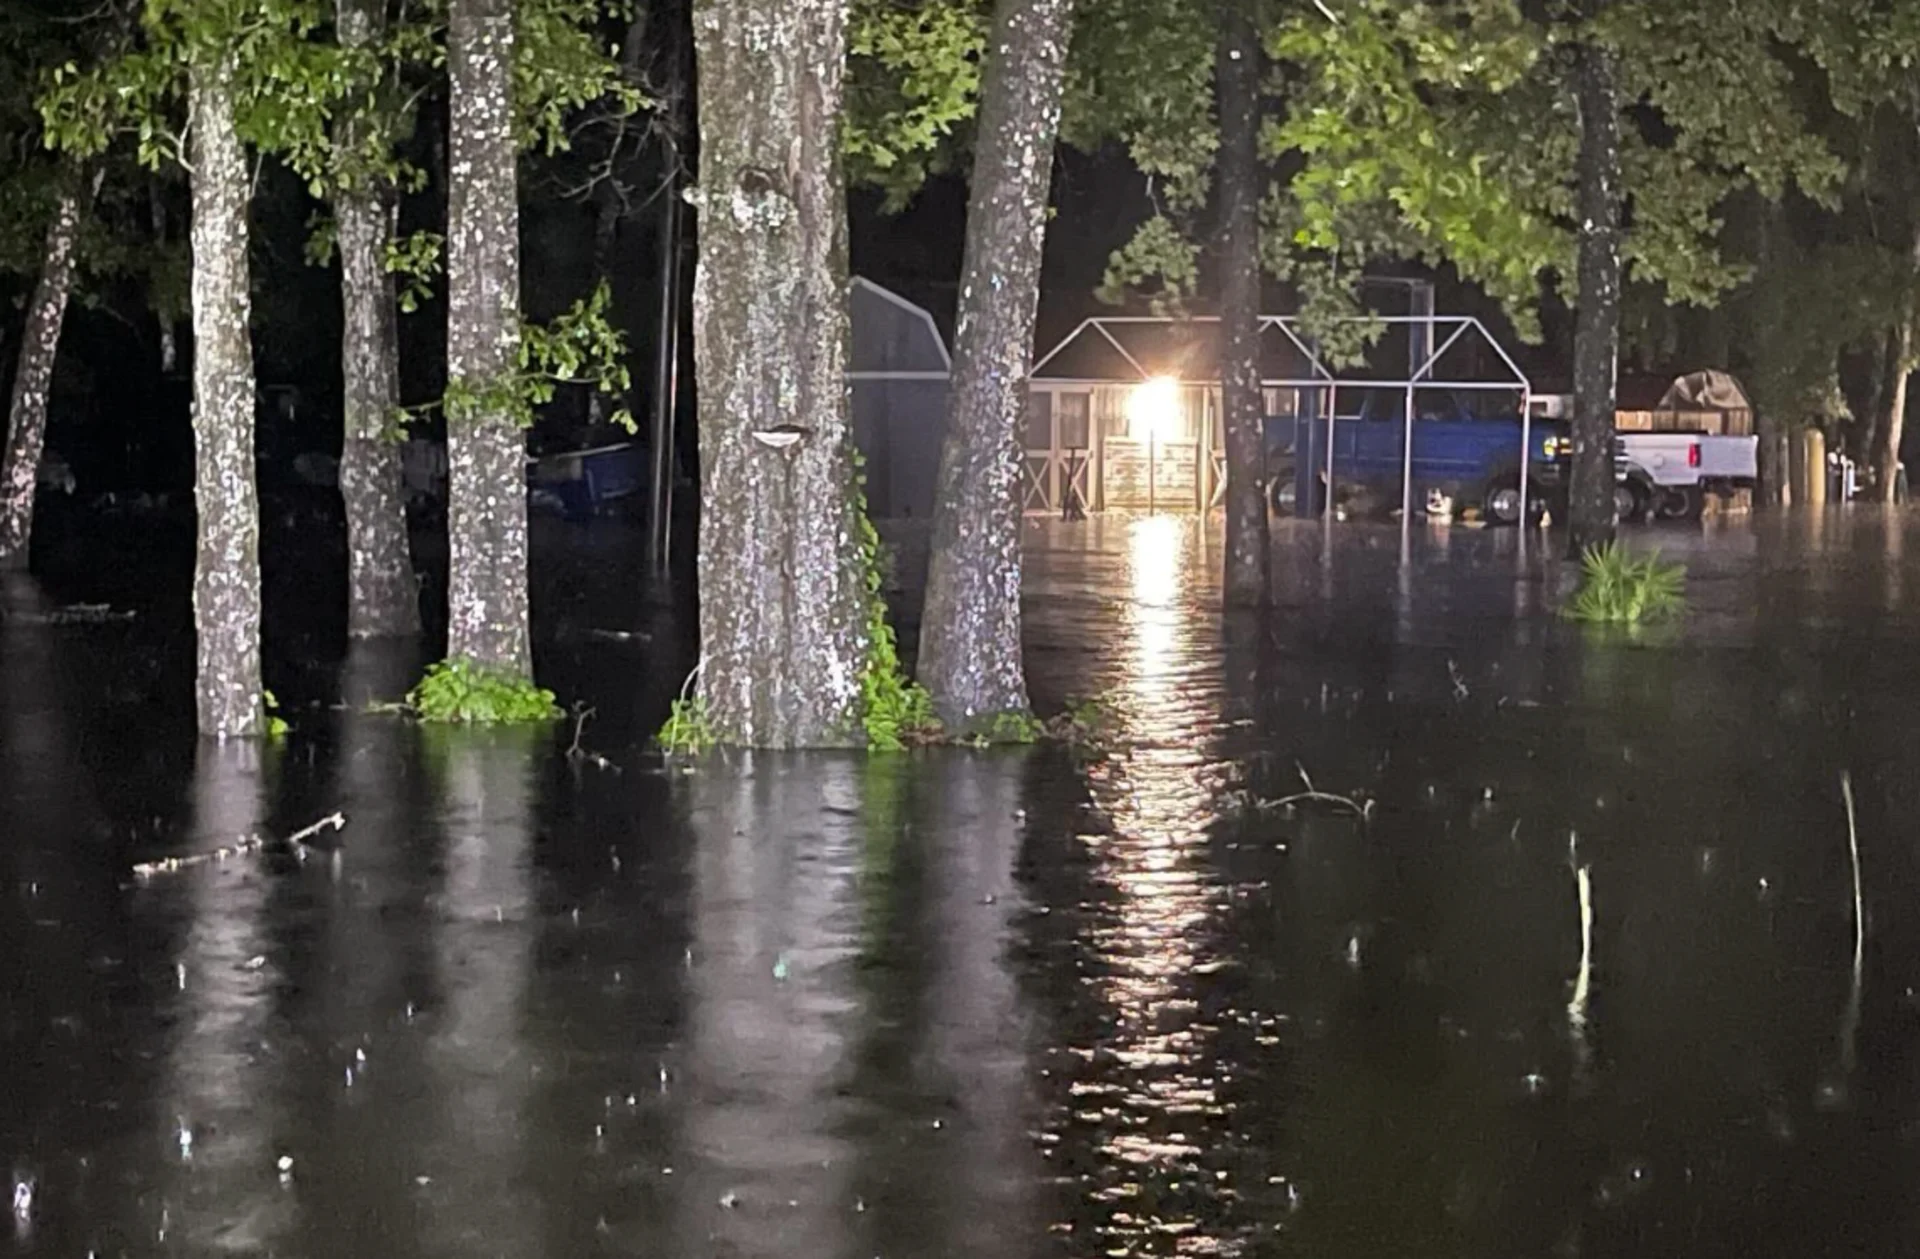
[1216,0,1268,608]
[336,0,421,638]
[916,0,1073,730]
[446,0,531,676]
[0,171,95,570]
[1567,39,1622,558]
[689,0,869,747]
[188,57,266,738]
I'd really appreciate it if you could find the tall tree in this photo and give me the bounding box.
[688,0,870,746]
[444,0,530,678]
[186,47,267,737]
[916,0,1075,731]
[1565,36,1622,555]
[1216,0,1267,606]
[0,171,95,570]
[334,0,420,636]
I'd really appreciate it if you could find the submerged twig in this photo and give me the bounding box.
[131,812,347,879]
[1568,833,1594,1085]
[565,703,617,773]
[1260,764,1375,818]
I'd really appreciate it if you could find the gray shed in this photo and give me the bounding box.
[849,277,951,518]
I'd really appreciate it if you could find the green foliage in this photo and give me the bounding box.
[262,688,289,739]
[853,479,942,751]
[511,0,648,155]
[656,694,716,755]
[1564,542,1686,625]
[435,279,634,429]
[957,708,1045,747]
[844,0,985,207]
[409,658,561,724]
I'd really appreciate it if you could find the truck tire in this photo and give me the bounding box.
[1654,483,1704,521]
[1482,476,1526,526]
[1267,459,1298,515]
[1615,478,1650,524]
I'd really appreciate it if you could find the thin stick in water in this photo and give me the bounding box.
[131,812,347,879]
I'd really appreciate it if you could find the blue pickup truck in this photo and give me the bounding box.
[1265,388,1566,524]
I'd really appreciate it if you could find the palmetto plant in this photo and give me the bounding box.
[1565,540,1685,625]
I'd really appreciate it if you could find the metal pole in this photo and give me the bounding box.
[1402,382,1415,523]
[1519,387,1533,531]
[647,182,682,571]
[1324,382,1337,521]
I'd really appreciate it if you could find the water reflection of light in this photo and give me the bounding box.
[1063,516,1233,1255]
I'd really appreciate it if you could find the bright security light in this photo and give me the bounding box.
[1127,376,1182,442]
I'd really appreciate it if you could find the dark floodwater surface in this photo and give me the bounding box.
[6,511,1920,1258]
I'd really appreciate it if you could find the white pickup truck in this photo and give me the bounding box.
[1612,432,1758,521]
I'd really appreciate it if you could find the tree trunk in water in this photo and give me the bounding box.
[1566,41,1623,558]
[689,0,867,747]
[446,0,531,675]
[1872,219,1920,503]
[1856,327,1895,468]
[1217,0,1269,607]
[187,60,266,737]
[1756,411,1790,507]
[1874,322,1912,504]
[336,0,421,638]
[916,0,1074,729]
[0,172,94,570]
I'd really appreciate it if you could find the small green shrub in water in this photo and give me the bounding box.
[657,694,716,755]
[409,659,561,724]
[853,457,942,751]
[1565,541,1685,625]
[262,689,288,740]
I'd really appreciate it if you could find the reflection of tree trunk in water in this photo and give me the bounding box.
[911,756,1047,1252]
[679,755,859,1258]
[422,728,543,1254]
[151,743,292,1251]
[1566,41,1623,556]
[0,170,97,569]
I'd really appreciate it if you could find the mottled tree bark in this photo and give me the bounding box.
[337,0,421,637]
[1216,0,1269,608]
[446,0,531,675]
[1567,40,1622,558]
[1872,218,1920,503]
[690,0,868,747]
[916,0,1074,730]
[0,171,95,570]
[188,59,266,738]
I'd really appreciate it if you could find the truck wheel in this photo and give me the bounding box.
[1615,480,1650,524]
[1654,483,1704,521]
[1482,478,1525,526]
[1267,460,1298,515]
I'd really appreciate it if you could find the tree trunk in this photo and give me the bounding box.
[336,0,421,637]
[150,179,179,375]
[1566,40,1623,557]
[915,0,1074,729]
[690,0,869,747]
[187,59,266,737]
[445,0,531,675]
[0,171,95,570]
[1872,219,1920,503]
[1757,411,1790,507]
[1874,322,1912,504]
[1216,0,1269,607]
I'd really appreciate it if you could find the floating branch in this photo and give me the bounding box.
[1260,763,1375,818]
[1840,772,1864,1077]
[131,813,347,879]
[1568,833,1594,1084]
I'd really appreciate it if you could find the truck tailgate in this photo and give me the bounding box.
[1699,435,1757,481]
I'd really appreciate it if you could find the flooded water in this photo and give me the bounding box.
[5,508,1920,1257]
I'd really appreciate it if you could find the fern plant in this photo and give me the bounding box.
[1565,541,1685,625]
